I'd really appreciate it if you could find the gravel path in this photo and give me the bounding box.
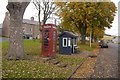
[71,49,99,78]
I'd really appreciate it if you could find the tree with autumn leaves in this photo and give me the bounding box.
[56,2,116,44]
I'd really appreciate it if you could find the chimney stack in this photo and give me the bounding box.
[31,17,34,21]
[5,11,10,17]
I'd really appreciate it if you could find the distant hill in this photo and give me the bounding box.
[105,34,111,36]
[105,33,117,37]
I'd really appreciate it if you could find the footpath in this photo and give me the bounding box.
[68,47,100,78]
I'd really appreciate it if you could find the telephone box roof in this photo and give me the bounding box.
[42,24,56,27]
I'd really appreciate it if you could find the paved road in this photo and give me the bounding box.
[0,37,9,42]
[0,37,2,42]
[118,44,120,78]
[91,43,118,78]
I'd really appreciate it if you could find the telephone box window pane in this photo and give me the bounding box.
[63,38,67,47]
[44,30,49,51]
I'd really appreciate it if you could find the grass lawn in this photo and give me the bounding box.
[78,41,99,52]
[2,39,41,56]
[1,39,86,78]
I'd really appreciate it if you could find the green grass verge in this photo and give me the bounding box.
[1,39,41,56]
[24,39,41,55]
[78,42,98,51]
[2,39,84,78]
[2,59,71,78]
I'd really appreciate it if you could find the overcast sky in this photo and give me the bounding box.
[0,0,119,36]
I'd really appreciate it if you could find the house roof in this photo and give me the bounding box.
[58,31,78,38]
[23,19,39,25]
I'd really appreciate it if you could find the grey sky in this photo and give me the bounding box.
[0,0,119,36]
[105,0,119,36]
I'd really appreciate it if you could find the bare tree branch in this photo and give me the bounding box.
[33,1,39,10]
[33,0,57,25]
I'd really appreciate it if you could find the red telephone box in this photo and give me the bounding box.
[41,24,57,57]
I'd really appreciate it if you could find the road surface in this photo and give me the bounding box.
[91,43,118,78]
[0,37,9,42]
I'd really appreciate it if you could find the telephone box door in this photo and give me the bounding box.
[41,24,57,57]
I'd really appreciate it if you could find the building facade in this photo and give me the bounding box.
[2,12,41,39]
[2,12,10,37]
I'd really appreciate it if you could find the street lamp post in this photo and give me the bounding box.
[90,31,92,47]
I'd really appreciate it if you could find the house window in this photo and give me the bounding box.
[63,38,67,47]
[30,28,32,32]
[23,27,25,32]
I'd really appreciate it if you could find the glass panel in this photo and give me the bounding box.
[44,30,49,52]
[63,38,67,47]
[64,39,66,46]
[68,38,71,46]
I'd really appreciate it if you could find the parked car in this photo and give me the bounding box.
[99,40,108,48]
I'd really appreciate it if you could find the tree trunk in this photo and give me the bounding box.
[80,23,87,45]
[43,15,47,25]
[94,36,98,42]
[38,4,42,31]
[6,13,24,59]
[91,26,94,43]
[80,28,86,44]
[81,34,86,44]
[77,23,86,45]
[91,30,94,43]
[5,2,30,60]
